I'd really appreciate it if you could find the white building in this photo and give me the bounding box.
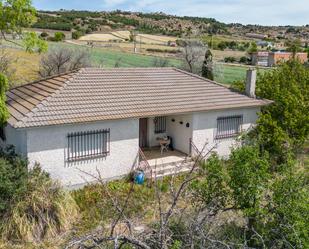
[2,68,271,188]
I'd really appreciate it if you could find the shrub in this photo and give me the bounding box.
[228,145,270,216]
[224,56,236,63]
[54,32,65,42]
[0,146,28,215]
[72,30,84,40]
[40,32,49,39]
[0,147,79,243]
[239,56,248,64]
[1,165,79,243]
[265,173,309,248]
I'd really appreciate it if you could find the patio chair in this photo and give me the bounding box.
[160,139,171,155]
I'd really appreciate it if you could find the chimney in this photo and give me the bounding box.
[245,68,257,98]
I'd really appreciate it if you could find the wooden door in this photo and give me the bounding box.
[139,118,148,148]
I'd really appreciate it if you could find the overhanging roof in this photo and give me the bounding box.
[6,67,272,128]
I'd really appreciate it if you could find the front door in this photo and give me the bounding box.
[139,118,148,148]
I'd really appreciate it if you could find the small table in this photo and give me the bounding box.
[157,138,170,154]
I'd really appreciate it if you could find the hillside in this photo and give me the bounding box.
[33,10,228,37]
[33,10,309,43]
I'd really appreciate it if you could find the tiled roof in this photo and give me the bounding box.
[6,67,272,128]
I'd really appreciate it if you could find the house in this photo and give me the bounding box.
[251,51,269,67]
[2,68,271,188]
[268,52,308,67]
[251,51,308,67]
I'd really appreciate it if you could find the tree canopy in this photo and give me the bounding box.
[256,60,309,162]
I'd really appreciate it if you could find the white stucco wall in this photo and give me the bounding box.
[192,107,260,158]
[147,115,193,154]
[3,124,27,156]
[166,114,193,154]
[147,117,167,147]
[26,119,139,187]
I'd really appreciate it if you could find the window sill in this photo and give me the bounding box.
[215,133,240,140]
[67,152,109,163]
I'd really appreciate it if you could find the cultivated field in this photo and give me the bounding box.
[79,31,178,46]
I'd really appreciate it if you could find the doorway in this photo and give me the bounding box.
[139,118,148,148]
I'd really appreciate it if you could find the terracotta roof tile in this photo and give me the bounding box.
[6,68,272,128]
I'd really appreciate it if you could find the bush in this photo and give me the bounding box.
[72,30,85,40]
[239,56,248,64]
[0,146,28,215]
[0,147,79,243]
[224,56,236,63]
[40,32,49,39]
[54,32,66,42]
[265,172,309,248]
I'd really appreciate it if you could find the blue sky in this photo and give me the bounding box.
[33,0,309,26]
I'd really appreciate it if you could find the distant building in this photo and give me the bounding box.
[251,52,269,67]
[256,41,273,48]
[251,51,308,67]
[268,52,308,66]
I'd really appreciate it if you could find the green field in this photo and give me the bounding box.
[50,42,182,68]
[4,41,270,86]
[214,63,270,85]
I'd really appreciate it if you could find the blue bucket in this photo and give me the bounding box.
[134,171,145,185]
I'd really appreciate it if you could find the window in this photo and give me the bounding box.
[154,116,166,133]
[216,115,243,139]
[67,129,110,162]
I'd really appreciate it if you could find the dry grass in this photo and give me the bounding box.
[79,33,124,42]
[6,48,41,85]
[211,49,247,61]
[136,34,177,45]
[0,167,79,246]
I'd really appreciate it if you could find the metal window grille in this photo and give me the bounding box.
[154,116,166,134]
[216,115,243,139]
[67,129,110,162]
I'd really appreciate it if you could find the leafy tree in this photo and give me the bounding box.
[0,73,9,127]
[286,39,303,57]
[0,0,47,51]
[201,50,214,80]
[248,42,258,53]
[256,60,309,163]
[22,32,48,53]
[264,172,309,248]
[0,0,36,35]
[191,154,229,213]
[228,146,270,218]
[217,41,227,51]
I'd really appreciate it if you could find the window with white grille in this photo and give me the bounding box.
[216,115,243,139]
